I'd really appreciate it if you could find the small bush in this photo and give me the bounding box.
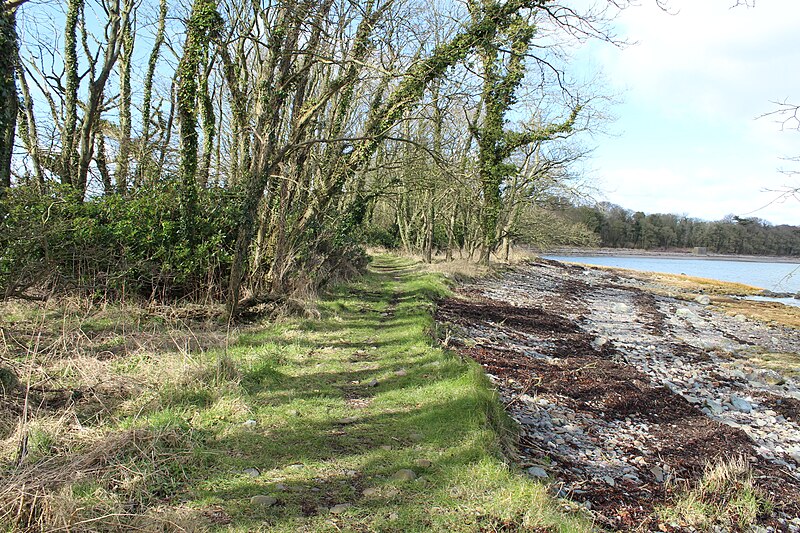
[0,182,239,300]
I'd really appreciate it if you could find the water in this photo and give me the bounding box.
[544,255,800,295]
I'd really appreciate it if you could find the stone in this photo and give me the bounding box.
[705,399,724,415]
[394,369,408,376]
[362,487,380,497]
[415,459,432,468]
[250,495,277,507]
[650,466,665,483]
[367,379,379,387]
[676,308,695,319]
[330,503,352,514]
[602,475,616,487]
[243,467,261,477]
[527,466,548,479]
[274,483,288,491]
[391,469,417,481]
[612,303,630,314]
[338,417,358,424]
[731,396,753,413]
[694,295,711,305]
[243,419,258,427]
[380,445,392,451]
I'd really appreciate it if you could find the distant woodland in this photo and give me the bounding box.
[548,201,800,256]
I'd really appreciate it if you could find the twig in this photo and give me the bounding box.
[504,374,542,408]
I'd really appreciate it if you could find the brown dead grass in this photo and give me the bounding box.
[0,427,198,532]
[712,297,800,329]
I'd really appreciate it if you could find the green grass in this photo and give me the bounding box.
[0,255,590,531]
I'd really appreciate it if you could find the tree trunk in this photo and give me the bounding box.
[0,8,18,189]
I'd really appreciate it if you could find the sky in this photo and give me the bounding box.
[570,0,800,225]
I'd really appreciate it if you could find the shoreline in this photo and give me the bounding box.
[437,260,800,529]
[537,247,800,264]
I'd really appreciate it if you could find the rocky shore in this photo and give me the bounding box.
[436,259,800,531]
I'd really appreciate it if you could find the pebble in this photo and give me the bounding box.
[391,469,417,481]
[250,495,277,507]
[730,396,753,413]
[330,503,352,514]
[694,295,711,305]
[527,466,548,478]
[243,467,261,477]
[243,419,258,427]
[650,466,665,483]
[362,487,380,497]
[415,459,432,468]
[367,379,379,387]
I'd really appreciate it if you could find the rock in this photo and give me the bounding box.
[367,379,379,387]
[250,495,277,507]
[734,314,747,322]
[731,396,753,413]
[415,459,432,468]
[380,445,392,451]
[338,417,358,424]
[330,503,352,514]
[274,483,288,491]
[362,487,380,497]
[527,466,548,479]
[650,466,665,483]
[602,475,616,487]
[243,467,261,477]
[694,295,711,305]
[391,469,417,481]
[705,399,724,415]
[394,369,408,376]
[612,303,630,314]
[676,308,695,319]
[243,419,258,427]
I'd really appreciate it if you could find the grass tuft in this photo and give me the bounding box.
[658,457,772,530]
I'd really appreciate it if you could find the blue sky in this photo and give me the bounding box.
[571,0,800,225]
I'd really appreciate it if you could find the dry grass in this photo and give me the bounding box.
[714,298,800,329]
[659,457,771,530]
[0,427,197,531]
[588,265,763,297]
[0,296,240,531]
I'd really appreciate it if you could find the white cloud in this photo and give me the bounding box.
[573,0,800,225]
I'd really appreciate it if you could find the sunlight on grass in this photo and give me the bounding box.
[0,255,590,531]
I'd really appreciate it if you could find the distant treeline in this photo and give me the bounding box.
[551,201,800,256]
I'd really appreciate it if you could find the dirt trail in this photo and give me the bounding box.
[436,259,800,530]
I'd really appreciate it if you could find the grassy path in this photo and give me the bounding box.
[1,255,589,531]
[189,255,589,531]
